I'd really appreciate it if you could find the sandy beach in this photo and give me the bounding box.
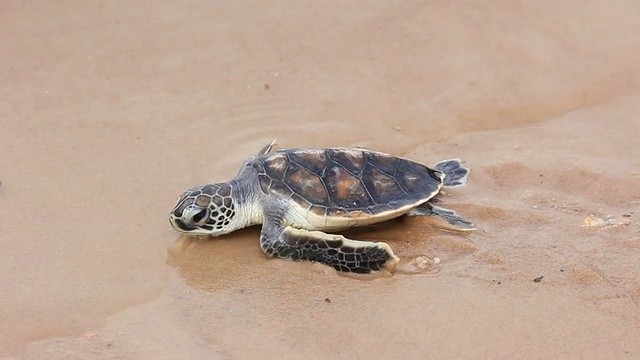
[1,1,639,359]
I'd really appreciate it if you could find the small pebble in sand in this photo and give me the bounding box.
[533,276,544,283]
[324,298,331,303]
[264,84,270,90]
[410,256,433,269]
[583,216,631,228]
[396,255,441,274]
[393,126,402,131]
[397,256,441,274]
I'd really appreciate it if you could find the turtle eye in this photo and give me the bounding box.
[191,209,208,224]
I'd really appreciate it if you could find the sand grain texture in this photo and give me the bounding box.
[1,1,640,359]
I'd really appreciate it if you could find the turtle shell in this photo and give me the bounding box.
[250,148,444,229]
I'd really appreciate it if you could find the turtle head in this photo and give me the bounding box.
[169,183,237,236]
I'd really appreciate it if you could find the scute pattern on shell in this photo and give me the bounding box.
[253,148,443,217]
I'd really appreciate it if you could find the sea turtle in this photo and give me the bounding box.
[169,141,476,274]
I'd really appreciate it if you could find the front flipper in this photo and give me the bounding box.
[260,226,399,273]
[407,202,477,231]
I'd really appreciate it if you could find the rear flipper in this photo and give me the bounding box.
[434,159,469,188]
[407,202,477,231]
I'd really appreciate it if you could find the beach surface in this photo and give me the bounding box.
[1,1,640,359]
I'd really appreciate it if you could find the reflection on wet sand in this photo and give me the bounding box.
[167,228,263,291]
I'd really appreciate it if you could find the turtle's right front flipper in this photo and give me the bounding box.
[259,226,399,274]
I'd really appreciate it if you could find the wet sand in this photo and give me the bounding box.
[2,1,640,359]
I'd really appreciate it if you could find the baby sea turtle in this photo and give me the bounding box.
[169,141,476,274]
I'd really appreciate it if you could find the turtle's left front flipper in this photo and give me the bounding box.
[259,225,399,274]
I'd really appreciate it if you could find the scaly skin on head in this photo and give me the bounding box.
[168,165,264,236]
